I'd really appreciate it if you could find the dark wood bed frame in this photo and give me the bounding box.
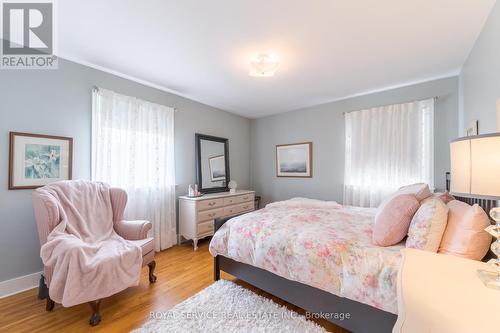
[213,190,497,333]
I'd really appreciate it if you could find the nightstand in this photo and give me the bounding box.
[393,248,500,333]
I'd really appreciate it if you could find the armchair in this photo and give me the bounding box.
[32,185,157,326]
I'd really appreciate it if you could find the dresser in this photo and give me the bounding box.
[179,190,255,250]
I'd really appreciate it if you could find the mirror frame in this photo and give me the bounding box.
[195,133,230,193]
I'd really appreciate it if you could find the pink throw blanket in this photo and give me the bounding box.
[265,197,342,210]
[40,180,142,307]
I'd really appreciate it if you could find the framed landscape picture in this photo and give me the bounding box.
[9,132,73,190]
[276,142,312,178]
[465,120,478,136]
[209,155,226,182]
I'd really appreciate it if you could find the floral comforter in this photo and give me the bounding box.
[209,205,403,314]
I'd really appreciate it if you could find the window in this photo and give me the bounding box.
[92,88,176,251]
[343,98,434,207]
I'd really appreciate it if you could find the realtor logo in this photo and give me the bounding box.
[1,0,57,69]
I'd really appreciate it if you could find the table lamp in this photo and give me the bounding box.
[450,133,500,290]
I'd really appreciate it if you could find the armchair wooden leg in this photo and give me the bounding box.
[46,295,55,311]
[148,260,157,283]
[38,274,48,300]
[89,300,102,326]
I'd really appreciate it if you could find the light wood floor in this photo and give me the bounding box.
[0,239,348,333]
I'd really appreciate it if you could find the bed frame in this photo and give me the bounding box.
[213,215,396,333]
[213,192,497,333]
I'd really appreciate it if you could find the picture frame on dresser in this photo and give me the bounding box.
[179,190,255,250]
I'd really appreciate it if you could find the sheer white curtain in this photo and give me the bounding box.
[343,98,434,207]
[92,88,176,251]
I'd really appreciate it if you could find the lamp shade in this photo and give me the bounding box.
[450,133,500,198]
[450,138,470,194]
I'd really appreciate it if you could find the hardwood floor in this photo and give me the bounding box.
[0,239,348,333]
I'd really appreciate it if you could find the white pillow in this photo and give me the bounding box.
[398,183,433,201]
[406,197,449,252]
[377,183,432,213]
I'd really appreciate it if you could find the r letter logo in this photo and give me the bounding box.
[1,1,57,69]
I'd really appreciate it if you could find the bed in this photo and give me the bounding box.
[210,195,496,333]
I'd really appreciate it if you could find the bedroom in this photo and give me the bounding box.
[0,1,499,332]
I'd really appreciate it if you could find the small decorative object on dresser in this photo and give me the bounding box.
[188,184,202,197]
[179,190,255,250]
[9,132,73,190]
[228,180,237,194]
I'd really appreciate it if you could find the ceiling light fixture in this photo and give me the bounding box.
[249,54,279,77]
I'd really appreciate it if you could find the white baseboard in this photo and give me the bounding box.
[0,271,42,298]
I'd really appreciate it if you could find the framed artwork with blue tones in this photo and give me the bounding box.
[276,142,312,178]
[9,132,73,190]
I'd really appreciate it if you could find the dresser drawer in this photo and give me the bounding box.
[223,196,238,206]
[235,193,254,204]
[223,205,239,216]
[197,198,224,211]
[197,221,214,235]
[197,208,223,222]
[236,202,254,213]
[224,202,254,216]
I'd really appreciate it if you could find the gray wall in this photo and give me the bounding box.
[250,77,459,205]
[0,58,250,282]
[460,1,500,135]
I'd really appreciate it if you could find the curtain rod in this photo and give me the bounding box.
[342,96,438,115]
[92,86,179,112]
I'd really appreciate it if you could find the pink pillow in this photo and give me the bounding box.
[373,194,420,246]
[438,200,492,260]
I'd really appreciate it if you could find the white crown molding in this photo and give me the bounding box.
[0,271,42,299]
[295,71,461,114]
[334,71,460,102]
[59,55,190,99]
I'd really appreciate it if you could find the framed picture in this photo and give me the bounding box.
[9,132,73,190]
[465,120,478,136]
[209,155,226,182]
[276,142,312,178]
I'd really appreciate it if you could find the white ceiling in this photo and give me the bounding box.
[58,0,496,118]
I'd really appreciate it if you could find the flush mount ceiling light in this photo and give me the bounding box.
[249,54,279,77]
